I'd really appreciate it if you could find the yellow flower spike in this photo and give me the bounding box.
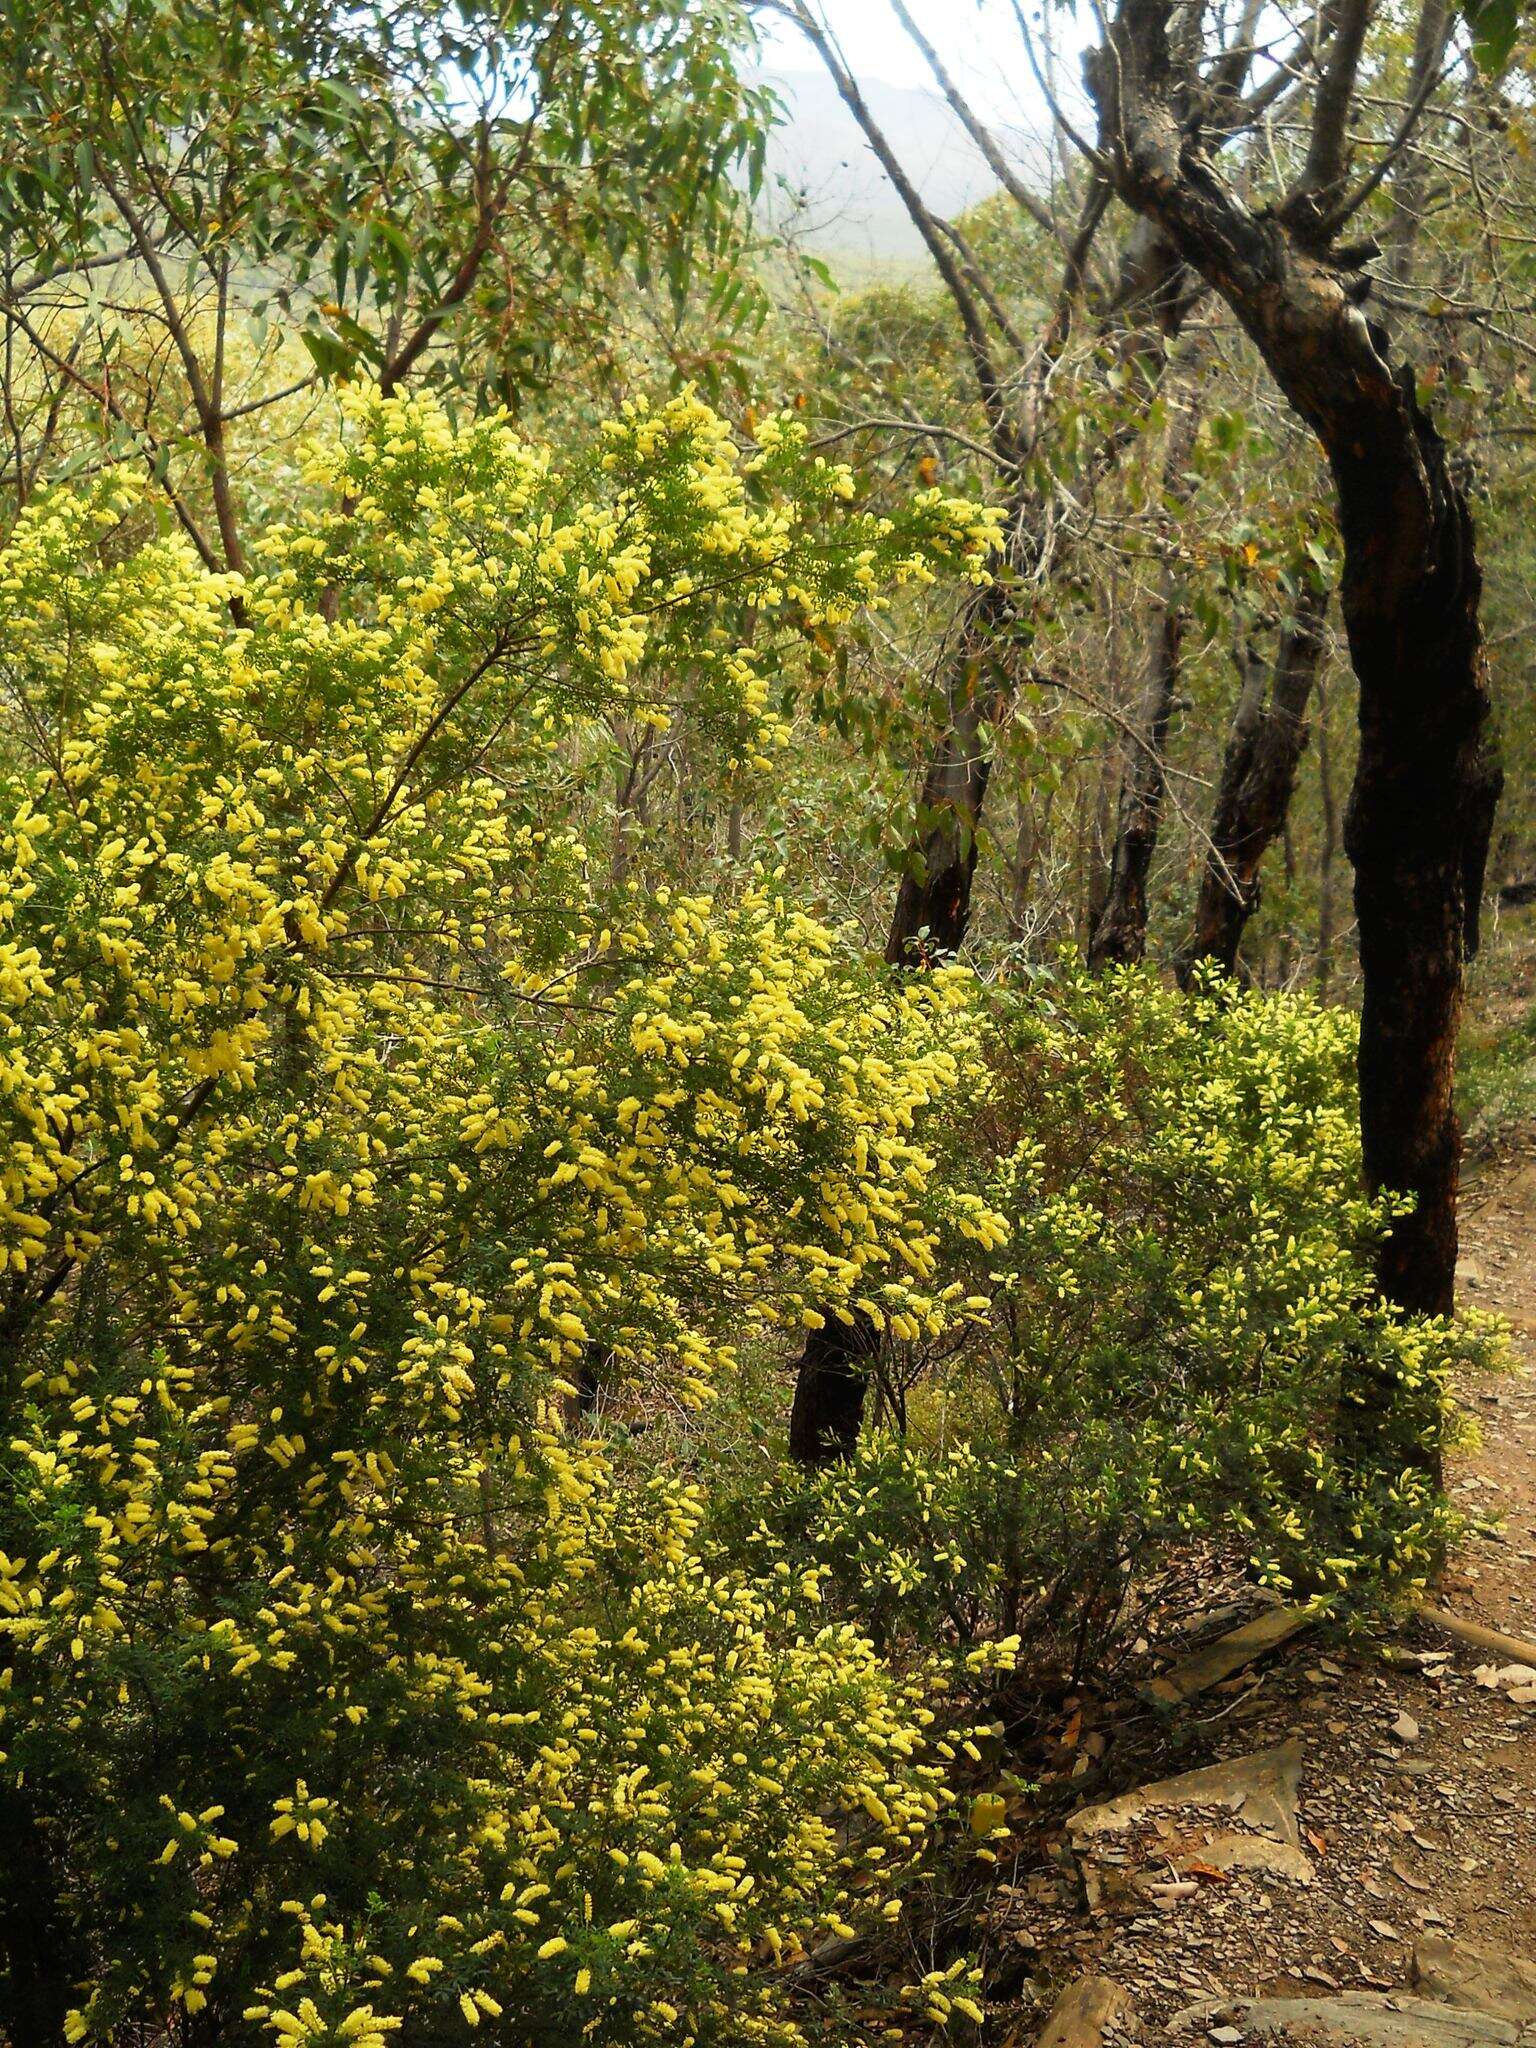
[0,392,1207,2048]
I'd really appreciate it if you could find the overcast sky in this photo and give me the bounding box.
[753,0,1087,133]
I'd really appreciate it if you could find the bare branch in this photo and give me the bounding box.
[1291,0,1376,224]
[886,0,1065,244]
[766,0,1014,454]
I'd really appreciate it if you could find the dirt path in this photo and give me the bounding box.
[989,1138,1536,2045]
[1448,1147,1536,1647]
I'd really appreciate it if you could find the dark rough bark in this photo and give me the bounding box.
[1345,463,1499,1321]
[787,1314,882,1466]
[0,1790,81,2045]
[1315,666,1341,999]
[1087,599,1183,967]
[1178,585,1328,981]
[1088,0,1502,1372]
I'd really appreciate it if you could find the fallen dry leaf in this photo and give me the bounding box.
[1390,1856,1433,1894]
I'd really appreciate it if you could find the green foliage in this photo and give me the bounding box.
[0,0,767,382]
[1459,961,1536,1147]
[0,393,1002,2046]
[714,963,1499,1673]
[1464,0,1521,75]
[0,0,778,572]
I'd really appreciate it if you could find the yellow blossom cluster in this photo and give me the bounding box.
[0,392,1006,2046]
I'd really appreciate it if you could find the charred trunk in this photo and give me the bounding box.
[1088,0,1501,1469]
[1339,423,1500,1323]
[1179,585,1327,982]
[787,1314,882,1467]
[0,1789,82,2046]
[1316,667,1340,1000]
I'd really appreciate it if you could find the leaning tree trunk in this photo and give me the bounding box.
[782,211,1204,1474]
[1178,583,1328,982]
[787,235,1199,1464]
[789,577,1008,1463]
[1088,0,1502,1455]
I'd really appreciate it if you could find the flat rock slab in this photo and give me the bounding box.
[1171,1991,1532,2045]
[1414,1937,1536,2025]
[1144,1606,1312,1706]
[1037,1971,1138,2045]
[1067,1739,1313,1886]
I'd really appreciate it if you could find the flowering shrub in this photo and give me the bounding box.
[722,963,1500,1669]
[0,393,1003,2044]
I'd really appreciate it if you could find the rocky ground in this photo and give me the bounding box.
[982,1134,1536,2047]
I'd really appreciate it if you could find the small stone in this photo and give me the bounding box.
[1037,1972,1137,2048]
[1392,1710,1421,1741]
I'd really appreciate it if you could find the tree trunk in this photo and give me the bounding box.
[1342,462,1499,1320]
[885,581,1010,966]
[0,1790,81,2045]
[1316,666,1340,999]
[787,1315,883,1466]
[877,222,1197,974]
[785,208,1195,1464]
[1179,584,1328,981]
[1088,0,1502,1431]
[1087,597,1183,967]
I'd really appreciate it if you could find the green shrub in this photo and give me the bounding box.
[0,393,1001,2047]
[713,963,1498,1673]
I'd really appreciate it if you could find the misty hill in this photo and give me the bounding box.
[754,67,1002,274]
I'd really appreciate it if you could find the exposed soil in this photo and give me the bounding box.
[981,1134,1536,2045]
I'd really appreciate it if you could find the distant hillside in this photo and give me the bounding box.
[754,67,1002,275]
